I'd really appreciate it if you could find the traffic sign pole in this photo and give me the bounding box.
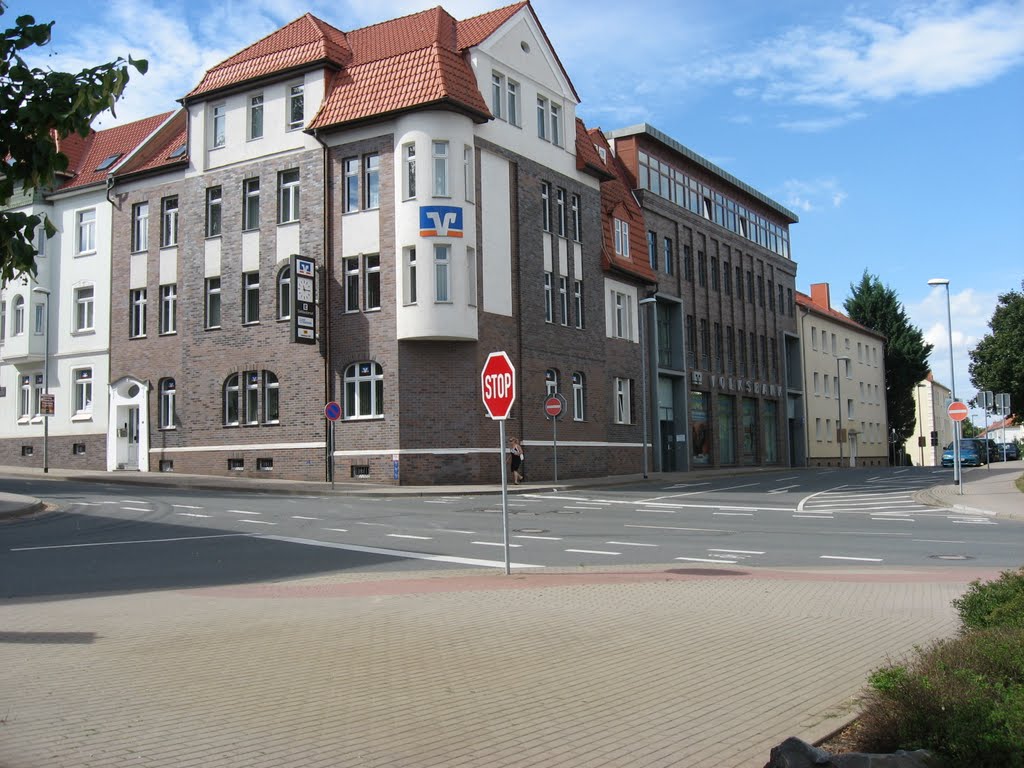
[947,401,969,493]
[481,352,516,575]
[499,419,509,575]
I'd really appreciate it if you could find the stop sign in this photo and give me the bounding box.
[481,351,516,420]
[947,401,969,422]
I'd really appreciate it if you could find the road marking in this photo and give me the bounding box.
[675,556,738,564]
[563,505,603,510]
[566,549,620,555]
[774,476,799,482]
[624,524,730,533]
[513,535,562,541]
[913,539,966,544]
[442,529,476,534]
[714,512,754,516]
[646,482,762,502]
[11,534,249,551]
[173,504,204,510]
[793,514,833,519]
[257,535,541,569]
[708,548,765,555]
[120,500,149,504]
[423,500,450,504]
[661,482,711,490]
[833,531,911,536]
[238,519,276,525]
[767,486,798,494]
[322,528,348,533]
[820,555,883,562]
[387,534,432,540]
[871,517,915,522]
[605,541,657,547]
[176,512,211,518]
[952,520,996,525]
[121,507,151,512]
[228,509,259,515]
[472,541,522,547]
[355,521,391,527]
[292,515,320,520]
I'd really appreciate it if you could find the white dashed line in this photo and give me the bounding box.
[173,504,204,510]
[386,534,433,540]
[121,507,151,512]
[472,541,522,548]
[258,535,541,569]
[565,549,620,556]
[820,555,883,562]
[442,529,477,534]
[913,539,965,544]
[605,541,657,547]
[707,548,765,555]
[513,535,562,541]
[714,512,754,516]
[237,519,276,525]
[675,556,738,564]
[292,516,320,520]
[624,524,730,533]
[228,510,259,515]
[322,528,348,533]
[793,514,833,519]
[176,512,211,518]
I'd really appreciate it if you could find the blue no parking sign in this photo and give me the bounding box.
[324,401,342,421]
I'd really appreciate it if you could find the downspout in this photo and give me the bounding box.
[312,128,334,482]
[799,304,811,467]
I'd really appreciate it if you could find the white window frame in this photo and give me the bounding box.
[211,103,226,148]
[277,265,291,320]
[243,271,260,324]
[544,272,553,323]
[206,187,222,237]
[364,154,380,210]
[432,140,449,197]
[491,72,504,119]
[287,83,304,131]
[19,374,32,419]
[614,377,632,424]
[224,373,240,425]
[33,301,44,335]
[73,367,93,416]
[404,247,417,305]
[558,275,569,326]
[77,208,96,254]
[614,218,630,256]
[463,145,474,203]
[205,277,222,329]
[263,371,280,424]
[550,102,562,146]
[434,244,450,303]
[572,372,585,421]
[541,182,550,231]
[243,178,260,230]
[159,378,176,429]
[132,202,149,252]
[536,96,548,140]
[13,295,24,335]
[343,157,359,212]
[556,188,566,237]
[571,194,581,242]
[160,196,178,248]
[344,362,384,420]
[507,79,519,126]
[160,283,177,335]
[364,254,381,311]
[74,286,94,332]
[574,280,584,329]
[248,93,264,140]
[244,370,259,425]
[129,288,147,338]
[343,257,359,312]
[403,143,416,199]
[278,169,300,224]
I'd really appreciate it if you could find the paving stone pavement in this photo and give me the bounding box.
[0,565,997,768]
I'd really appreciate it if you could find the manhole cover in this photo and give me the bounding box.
[514,528,549,534]
[928,554,973,561]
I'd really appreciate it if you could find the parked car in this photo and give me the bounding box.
[980,438,1000,463]
[995,443,1020,461]
[941,439,985,467]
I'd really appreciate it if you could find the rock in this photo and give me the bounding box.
[764,737,938,768]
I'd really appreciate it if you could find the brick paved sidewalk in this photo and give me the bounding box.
[0,565,994,768]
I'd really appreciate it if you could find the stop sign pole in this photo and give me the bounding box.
[948,400,969,493]
[481,352,517,574]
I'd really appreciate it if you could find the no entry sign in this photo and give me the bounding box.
[947,401,969,422]
[544,394,565,418]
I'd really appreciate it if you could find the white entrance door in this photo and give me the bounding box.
[126,406,140,467]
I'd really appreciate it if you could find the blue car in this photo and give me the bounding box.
[941,440,984,467]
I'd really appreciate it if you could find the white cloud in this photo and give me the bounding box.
[778,112,866,132]
[704,1,1024,110]
[780,178,848,212]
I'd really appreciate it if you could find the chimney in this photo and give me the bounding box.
[810,283,831,310]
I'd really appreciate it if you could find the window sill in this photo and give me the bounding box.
[159,331,178,337]
[262,421,280,427]
[342,416,384,422]
[30,416,43,425]
[242,227,259,234]
[276,317,290,323]
[129,335,147,340]
[76,251,97,258]
[72,329,96,337]
[205,234,222,241]
[277,220,299,227]
[159,426,177,431]
[17,417,30,425]
[205,326,222,331]
[71,413,93,422]
[242,321,260,327]
[364,307,381,313]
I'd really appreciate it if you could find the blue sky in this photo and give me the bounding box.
[23,0,1024,421]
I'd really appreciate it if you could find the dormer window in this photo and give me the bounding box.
[95,153,121,171]
[287,83,304,131]
[614,218,630,257]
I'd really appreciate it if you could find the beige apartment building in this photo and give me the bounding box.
[797,283,888,467]
[905,372,954,466]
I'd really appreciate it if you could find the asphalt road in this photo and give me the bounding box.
[2,466,1021,600]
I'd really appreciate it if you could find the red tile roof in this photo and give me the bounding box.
[457,2,527,48]
[589,127,656,285]
[56,112,173,192]
[795,290,886,340]
[310,43,490,129]
[115,110,188,178]
[187,14,351,99]
[575,118,613,181]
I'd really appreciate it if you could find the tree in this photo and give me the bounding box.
[960,418,980,438]
[0,3,146,283]
[844,272,933,463]
[969,281,1024,418]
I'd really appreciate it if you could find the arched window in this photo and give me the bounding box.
[572,372,585,421]
[344,362,383,419]
[13,295,25,336]
[263,371,279,423]
[159,378,176,429]
[224,374,240,425]
[277,265,291,320]
[545,368,559,396]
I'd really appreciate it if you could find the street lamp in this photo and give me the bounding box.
[31,286,50,474]
[836,356,850,467]
[638,296,658,479]
[928,277,962,494]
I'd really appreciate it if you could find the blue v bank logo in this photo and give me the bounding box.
[419,205,464,238]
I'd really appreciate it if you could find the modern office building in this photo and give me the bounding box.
[797,283,888,467]
[604,124,803,471]
[0,114,172,469]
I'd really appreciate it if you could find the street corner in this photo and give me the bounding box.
[0,493,47,521]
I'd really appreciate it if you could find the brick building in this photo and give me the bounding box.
[604,125,804,470]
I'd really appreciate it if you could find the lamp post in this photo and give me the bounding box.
[638,296,658,479]
[916,383,926,466]
[836,356,850,467]
[31,286,50,474]
[928,278,962,494]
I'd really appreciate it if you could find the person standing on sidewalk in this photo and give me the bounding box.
[507,437,525,484]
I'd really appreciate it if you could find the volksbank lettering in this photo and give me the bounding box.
[692,370,781,397]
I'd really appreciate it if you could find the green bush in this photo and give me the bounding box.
[855,627,1024,766]
[954,567,1024,632]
